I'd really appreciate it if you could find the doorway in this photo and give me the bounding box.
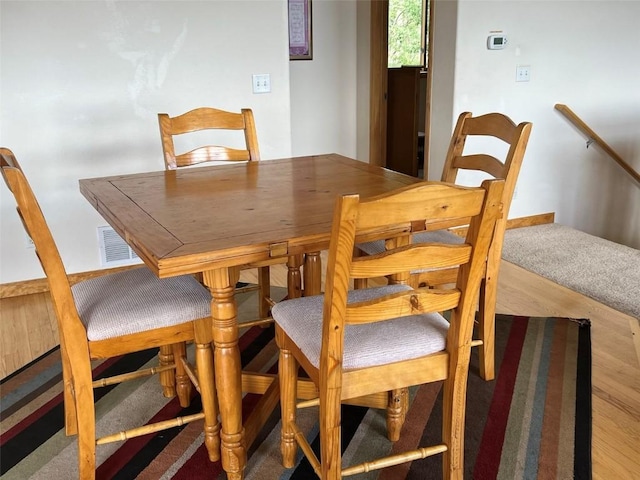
[369,0,435,178]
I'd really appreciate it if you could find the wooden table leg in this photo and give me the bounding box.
[204,268,246,480]
[303,251,322,296]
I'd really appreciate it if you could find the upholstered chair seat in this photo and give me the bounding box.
[272,284,449,370]
[72,267,211,341]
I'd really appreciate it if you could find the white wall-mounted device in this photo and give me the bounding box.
[487,34,507,50]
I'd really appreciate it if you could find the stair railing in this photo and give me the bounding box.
[554,103,639,185]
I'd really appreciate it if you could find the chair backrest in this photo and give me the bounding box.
[441,111,532,226]
[158,107,261,169]
[321,179,504,382]
[0,148,86,350]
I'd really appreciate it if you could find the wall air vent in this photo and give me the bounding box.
[98,226,141,267]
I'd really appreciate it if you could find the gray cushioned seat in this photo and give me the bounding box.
[272,284,449,370]
[72,267,211,341]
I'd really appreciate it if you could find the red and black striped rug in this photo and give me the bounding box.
[1,314,591,480]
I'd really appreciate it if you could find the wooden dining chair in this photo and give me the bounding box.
[272,179,504,479]
[357,112,532,381]
[0,148,219,479]
[158,106,303,320]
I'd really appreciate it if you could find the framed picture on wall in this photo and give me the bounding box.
[288,0,312,60]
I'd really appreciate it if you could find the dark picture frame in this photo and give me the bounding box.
[288,0,312,60]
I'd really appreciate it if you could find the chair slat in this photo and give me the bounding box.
[462,111,517,143]
[356,183,485,231]
[167,107,247,134]
[176,145,251,166]
[452,154,506,179]
[350,243,472,279]
[346,288,461,325]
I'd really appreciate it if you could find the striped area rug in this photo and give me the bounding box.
[1,310,591,479]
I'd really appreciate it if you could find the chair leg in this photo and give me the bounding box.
[196,338,221,462]
[60,343,78,436]
[158,344,177,398]
[76,403,97,480]
[386,388,407,441]
[478,271,497,381]
[320,390,342,480]
[172,342,192,407]
[63,376,78,435]
[441,369,467,480]
[74,360,98,480]
[258,266,271,320]
[277,338,298,467]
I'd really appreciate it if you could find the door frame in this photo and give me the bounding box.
[369,0,435,178]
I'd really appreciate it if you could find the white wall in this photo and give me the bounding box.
[289,0,361,159]
[0,0,293,283]
[430,0,640,248]
[356,0,371,162]
[428,0,458,176]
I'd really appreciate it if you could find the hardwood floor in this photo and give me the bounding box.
[1,259,638,478]
[496,261,639,480]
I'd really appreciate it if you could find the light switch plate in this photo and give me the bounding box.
[516,65,531,82]
[252,74,271,94]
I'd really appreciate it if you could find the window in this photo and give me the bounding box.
[388,0,428,68]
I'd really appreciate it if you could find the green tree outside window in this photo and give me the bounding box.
[388,0,427,68]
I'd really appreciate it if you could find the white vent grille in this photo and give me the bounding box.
[98,226,141,267]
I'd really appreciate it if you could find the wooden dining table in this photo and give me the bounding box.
[79,153,422,479]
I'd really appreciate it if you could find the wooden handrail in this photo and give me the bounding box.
[555,104,640,184]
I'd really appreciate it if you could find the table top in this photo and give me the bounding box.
[79,154,421,278]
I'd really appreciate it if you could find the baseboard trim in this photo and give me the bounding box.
[0,264,141,299]
[0,213,555,299]
[506,212,555,229]
[448,212,555,238]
